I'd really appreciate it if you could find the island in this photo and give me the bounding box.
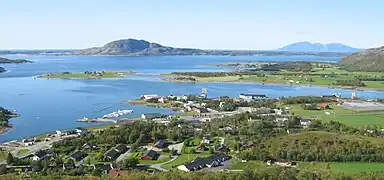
[164,61,384,91]
[0,107,19,134]
[0,57,33,64]
[38,70,136,79]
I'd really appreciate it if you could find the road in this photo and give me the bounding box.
[148,155,178,172]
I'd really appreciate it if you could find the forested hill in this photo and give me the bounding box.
[338,46,384,72]
[0,57,33,64]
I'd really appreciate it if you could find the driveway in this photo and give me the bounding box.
[148,155,178,172]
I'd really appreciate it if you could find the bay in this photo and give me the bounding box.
[1,55,382,142]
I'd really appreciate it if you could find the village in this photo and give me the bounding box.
[1,88,384,178]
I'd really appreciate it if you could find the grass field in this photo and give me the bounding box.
[16,149,30,156]
[167,67,384,90]
[299,162,384,174]
[290,104,384,127]
[230,160,384,174]
[0,151,7,161]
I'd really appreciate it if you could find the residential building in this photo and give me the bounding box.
[300,119,312,128]
[93,163,115,174]
[32,151,49,161]
[154,140,168,149]
[70,151,87,161]
[177,154,230,172]
[75,127,88,135]
[200,138,210,144]
[140,150,158,160]
[115,144,128,153]
[141,113,166,120]
[83,143,97,150]
[104,149,120,161]
[239,93,267,101]
[142,94,160,100]
[215,144,230,152]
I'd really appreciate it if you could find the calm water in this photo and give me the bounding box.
[1,55,383,142]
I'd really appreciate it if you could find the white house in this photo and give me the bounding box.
[200,138,210,144]
[142,94,159,100]
[300,119,312,128]
[239,93,267,101]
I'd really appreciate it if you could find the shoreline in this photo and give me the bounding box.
[163,76,384,92]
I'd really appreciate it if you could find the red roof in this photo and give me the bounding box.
[109,170,127,177]
[321,104,329,108]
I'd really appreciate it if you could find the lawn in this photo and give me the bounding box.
[299,162,384,174]
[161,153,211,170]
[87,124,115,131]
[17,149,30,155]
[230,160,384,174]
[229,160,267,170]
[291,104,384,127]
[0,151,7,161]
[139,157,171,165]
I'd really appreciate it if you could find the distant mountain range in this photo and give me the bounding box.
[73,39,351,57]
[278,42,360,53]
[338,46,384,72]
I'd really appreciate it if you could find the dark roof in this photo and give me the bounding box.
[104,149,120,159]
[34,151,48,159]
[94,163,114,172]
[154,140,168,148]
[215,145,229,152]
[184,154,230,170]
[70,151,86,161]
[240,93,267,97]
[115,144,127,153]
[142,150,158,158]
[63,162,75,169]
[143,113,164,119]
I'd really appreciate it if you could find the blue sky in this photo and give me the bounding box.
[1,0,383,50]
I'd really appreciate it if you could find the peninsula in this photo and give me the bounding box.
[0,107,19,134]
[38,70,136,79]
[0,57,33,64]
[164,61,384,91]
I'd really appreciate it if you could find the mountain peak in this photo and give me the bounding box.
[74,38,202,55]
[278,41,360,53]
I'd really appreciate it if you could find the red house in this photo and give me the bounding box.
[320,104,330,109]
[140,150,158,160]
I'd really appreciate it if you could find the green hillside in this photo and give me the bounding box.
[339,46,384,72]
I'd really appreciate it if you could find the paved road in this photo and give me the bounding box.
[148,155,178,172]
